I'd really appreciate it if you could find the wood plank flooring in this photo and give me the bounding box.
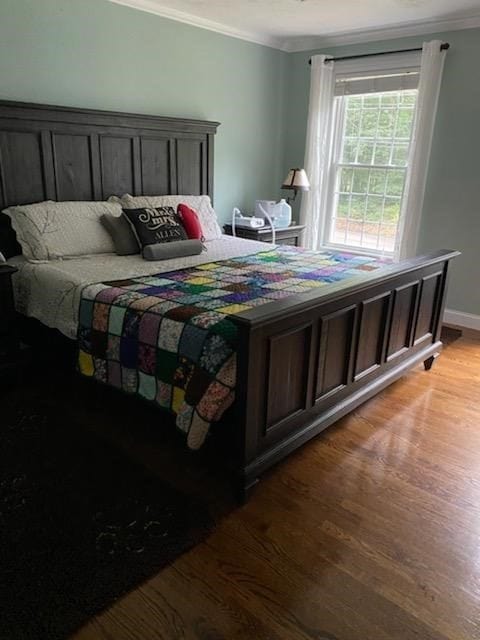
[72,332,480,640]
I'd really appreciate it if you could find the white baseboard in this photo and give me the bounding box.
[443,308,480,331]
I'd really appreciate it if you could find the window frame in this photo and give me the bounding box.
[319,52,421,258]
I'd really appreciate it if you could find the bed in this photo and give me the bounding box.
[0,100,459,501]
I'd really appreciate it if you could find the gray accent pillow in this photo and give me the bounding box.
[100,213,139,255]
[142,239,203,261]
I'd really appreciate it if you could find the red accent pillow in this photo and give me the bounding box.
[177,204,204,240]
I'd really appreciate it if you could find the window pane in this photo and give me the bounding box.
[337,194,350,218]
[345,109,361,136]
[391,143,409,166]
[373,143,391,164]
[360,110,378,137]
[352,168,369,193]
[378,109,395,136]
[386,170,405,197]
[363,94,381,108]
[357,141,375,164]
[383,197,401,222]
[369,169,387,195]
[350,195,366,219]
[365,195,383,221]
[396,108,415,138]
[339,167,354,192]
[341,139,357,163]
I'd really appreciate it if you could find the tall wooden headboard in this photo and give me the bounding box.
[0,100,219,256]
[0,100,219,208]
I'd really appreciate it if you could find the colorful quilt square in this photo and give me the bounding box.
[139,312,162,345]
[184,367,213,405]
[199,299,229,310]
[190,311,226,329]
[78,350,94,377]
[156,381,172,408]
[179,325,209,361]
[138,372,156,400]
[108,306,127,336]
[185,276,215,285]
[158,318,184,352]
[120,336,138,368]
[165,305,203,322]
[93,358,107,383]
[129,295,164,312]
[156,349,178,383]
[78,326,92,352]
[147,300,180,315]
[176,403,194,433]
[79,299,94,328]
[121,367,138,394]
[138,343,156,375]
[219,291,260,304]
[123,309,141,338]
[172,387,185,413]
[107,361,121,388]
[215,303,251,314]
[91,329,108,358]
[175,294,209,305]
[173,356,195,389]
[200,334,232,374]
[201,288,233,298]
[107,335,121,361]
[92,302,110,332]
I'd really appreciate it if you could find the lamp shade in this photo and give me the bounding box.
[282,168,310,192]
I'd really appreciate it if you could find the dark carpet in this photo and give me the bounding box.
[0,389,214,640]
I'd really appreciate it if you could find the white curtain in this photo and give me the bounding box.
[300,55,335,249]
[396,40,446,260]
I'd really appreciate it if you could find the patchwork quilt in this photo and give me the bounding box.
[78,246,385,449]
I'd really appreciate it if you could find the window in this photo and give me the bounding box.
[325,88,417,255]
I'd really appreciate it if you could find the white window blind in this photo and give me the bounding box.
[335,70,419,96]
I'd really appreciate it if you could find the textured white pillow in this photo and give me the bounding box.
[111,194,222,241]
[3,201,122,262]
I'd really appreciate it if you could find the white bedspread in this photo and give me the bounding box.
[9,235,268,339]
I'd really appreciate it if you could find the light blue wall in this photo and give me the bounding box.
[284,29,480,315]
[0,0,287,222]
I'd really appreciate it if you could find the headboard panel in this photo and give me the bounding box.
[0,100,220,209]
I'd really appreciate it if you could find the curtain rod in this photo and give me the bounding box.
[308,42,449,65]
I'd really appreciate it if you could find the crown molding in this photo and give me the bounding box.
[107,0,480,53]
[281,13,480,52]
[107,0,285,50]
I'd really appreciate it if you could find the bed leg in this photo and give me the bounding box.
[235,476,259,505]
[424,353,439,371]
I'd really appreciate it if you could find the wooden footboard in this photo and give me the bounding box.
[227,249,459,500]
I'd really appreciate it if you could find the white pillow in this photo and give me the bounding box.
[110,194,222,241]
[3,201,122,262]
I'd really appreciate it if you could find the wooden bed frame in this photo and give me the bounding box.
[0,100,459,501]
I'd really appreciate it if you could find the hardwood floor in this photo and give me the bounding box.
[72,332,480,640]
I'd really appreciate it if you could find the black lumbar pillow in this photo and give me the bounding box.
[122,206,188,247]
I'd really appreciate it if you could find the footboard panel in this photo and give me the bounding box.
[231,250,459,494]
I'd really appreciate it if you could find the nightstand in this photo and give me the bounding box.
[224,223,305,246]
[0,265,21,375]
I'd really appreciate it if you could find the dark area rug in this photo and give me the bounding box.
[0,388,215,640]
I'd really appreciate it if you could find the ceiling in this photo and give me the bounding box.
[109,0,480,50]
